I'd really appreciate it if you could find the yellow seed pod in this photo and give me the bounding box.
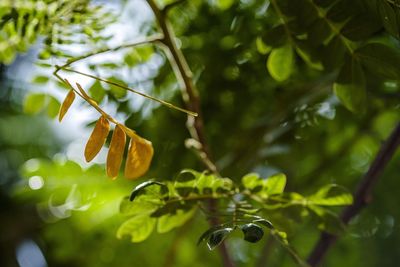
[124,137,154,179]
[84,116,110,162]
[106,125,126,179]
[58,89,75,122]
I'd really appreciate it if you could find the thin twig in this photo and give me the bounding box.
[307,122,400,266]
[145,0,234,266]
[56,67,197,117]
[55,34,163,70]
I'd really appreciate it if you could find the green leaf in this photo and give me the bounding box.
[32,75,50,84]
[197,225,226,245]
[195,173,215,193]
[23,93,47,115]
[107,77,128,99]
[195,172,233,194]
[267,44,293,82]
[333,56,366,113]
[253,218,274,229]
[242,173,262,190]
[129,180,166,201]
[215,0,235,10]
[157,208,196,234]
[117,214,156,242]
[308,18,331,45]
[356,42,400,80]
[151,202,193,218]
[207,228,233,250]
[326,0,355,23]
[321,35,346,71]
[256,37,272,55]
[120,196,161,217]
[46,96,61,119]
[241,223,264,243]
[378,0,399,38]
[263,173,286,195]
[308,184,353,206]
[295,40,323,70]
[124,46,154,67]
[341,14,381,41]
[89,80,106,103]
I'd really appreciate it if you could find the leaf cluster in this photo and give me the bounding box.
[260,0,400,113]
[0,0,115,64]
[118,169,353,263]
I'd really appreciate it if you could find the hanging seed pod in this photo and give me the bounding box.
[84,116,110,162]
[58,89,75,122]
[124,137,154,179]
[106,125,126,179]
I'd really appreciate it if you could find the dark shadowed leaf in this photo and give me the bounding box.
[241,223,264,243]
[333,56,366,113]
[197,225,229,246]
[356,42,400,80]
[207,228,233,250]
[261,24,288,48]
[378,0,399,38]
[321,35,346,70]
[253,218,274,229]
[341,14,381,41]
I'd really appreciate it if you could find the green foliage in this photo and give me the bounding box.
[3,0,400,266]
[119,169,352,263]
[259,0,400,113]
[23,93,60,118]
[0,0,115,64]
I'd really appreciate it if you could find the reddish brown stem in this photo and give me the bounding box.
[307,122,400,266]
[145,1,234,267]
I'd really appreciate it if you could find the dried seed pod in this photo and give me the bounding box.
[106,125,126,179]
[124,137,154,179]
[84,116,110,162]
[58,89,75,122]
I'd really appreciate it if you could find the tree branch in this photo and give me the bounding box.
[54,34,163,71]
[307,122,400,266]
[145,1,234,266]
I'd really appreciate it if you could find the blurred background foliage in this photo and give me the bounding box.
[0,0,399,266]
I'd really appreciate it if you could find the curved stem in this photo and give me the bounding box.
[307,122,400,266]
